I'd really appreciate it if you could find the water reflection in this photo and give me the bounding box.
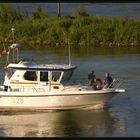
[0,109,121,137]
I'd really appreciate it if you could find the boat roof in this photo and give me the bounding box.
[7,61,77,71]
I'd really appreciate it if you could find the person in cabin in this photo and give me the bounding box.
[3,69,11,91]
[103,72,113,88]
[40,72,48,82]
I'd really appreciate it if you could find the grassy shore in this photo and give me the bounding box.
[0,5,139,50]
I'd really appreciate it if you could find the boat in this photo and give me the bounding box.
[0,60,125,110]
[0,27,125,110]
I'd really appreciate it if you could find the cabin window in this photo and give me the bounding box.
[40,72,48,82]
[52,72,61,81]
[24,71,37,81]
[62,70,74,81]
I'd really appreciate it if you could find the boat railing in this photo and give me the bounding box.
[10,85,46,93]
[102,78,121,89]
[63,78,123,90]
[63,79,88,85]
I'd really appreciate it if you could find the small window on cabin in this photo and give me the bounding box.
[52,72,61,82]
[40,72,48,82]
[24,71,37,81]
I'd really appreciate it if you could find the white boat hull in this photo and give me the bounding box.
[0,89,121,110]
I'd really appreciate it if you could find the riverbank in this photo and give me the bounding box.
[0,16,140,49]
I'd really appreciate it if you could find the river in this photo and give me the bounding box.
[12,3,140,18]
[0,47,140,137]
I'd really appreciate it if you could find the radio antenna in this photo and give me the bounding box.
[11,26,15,63]
[68,39,71,66]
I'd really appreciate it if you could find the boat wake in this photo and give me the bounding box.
[80,104,106,111]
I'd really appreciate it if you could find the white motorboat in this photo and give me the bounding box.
[0,27,125,110]
[0,60,125,110]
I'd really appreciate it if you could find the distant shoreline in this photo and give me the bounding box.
[0,4,139,50]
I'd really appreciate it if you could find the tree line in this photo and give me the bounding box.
[0,3,139,50]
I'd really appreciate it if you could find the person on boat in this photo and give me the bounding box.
[3,69,11,91]
[103,72,113,88]
[95,78,103,90]
[88,70,97,89]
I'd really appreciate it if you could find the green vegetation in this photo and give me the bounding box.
[32,7,48,19]
[0,4,28,24]
[0,4,140,50]
[73,4,89,17]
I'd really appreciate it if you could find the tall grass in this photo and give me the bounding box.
[0,4,139,49]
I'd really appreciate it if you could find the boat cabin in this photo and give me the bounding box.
[6,61,77,92]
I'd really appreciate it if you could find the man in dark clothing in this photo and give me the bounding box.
[103,72,113,88]
[88,70,96,89]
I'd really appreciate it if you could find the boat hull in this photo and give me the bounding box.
[0,90,119,110]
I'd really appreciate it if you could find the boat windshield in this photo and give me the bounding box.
[51,70,74,82]
[61,70,74,81]
[52,71,61,81]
